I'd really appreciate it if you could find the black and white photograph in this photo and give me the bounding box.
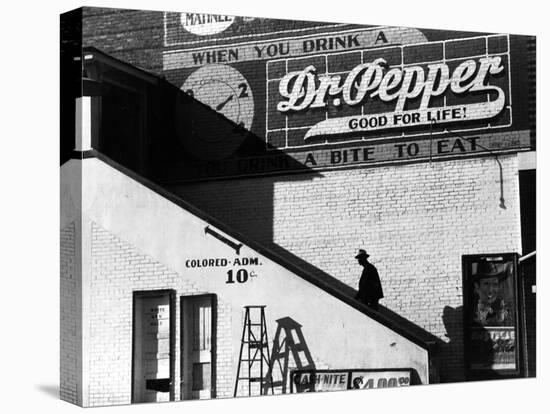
[2,1,545,413]
[59,2,537,408]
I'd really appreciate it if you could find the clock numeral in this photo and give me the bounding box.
[238,83,249,98]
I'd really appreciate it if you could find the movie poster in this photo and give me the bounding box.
[463,255,520,376]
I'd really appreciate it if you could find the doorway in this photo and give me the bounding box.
[180,295,217,400]
[132,290,175,403]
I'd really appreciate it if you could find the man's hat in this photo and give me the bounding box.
[355,249,370,259]
[472,259,507,282]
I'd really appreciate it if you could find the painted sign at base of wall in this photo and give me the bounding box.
[351,371,411,389]
[291,369,412,393]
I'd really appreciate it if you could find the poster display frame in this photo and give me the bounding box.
[462,253,523,380]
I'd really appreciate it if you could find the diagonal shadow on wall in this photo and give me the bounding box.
[68,46,444,383]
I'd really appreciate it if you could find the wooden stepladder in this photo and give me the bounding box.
[263,317,316,394]
[234,306,274,397]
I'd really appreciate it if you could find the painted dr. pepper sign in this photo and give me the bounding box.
[267,34,511,149]
[161,16,530,181]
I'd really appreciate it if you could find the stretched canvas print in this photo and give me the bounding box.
[60,6,536,407]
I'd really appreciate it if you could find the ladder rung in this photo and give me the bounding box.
[248,342,267,348]
[237,377,264,381]
[248,323,262,326]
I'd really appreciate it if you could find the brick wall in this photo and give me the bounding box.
[87,221,234,406]
[60,221,78,404]
[73,7,529,384]
[172,155,522,382]
[82,8,164,75]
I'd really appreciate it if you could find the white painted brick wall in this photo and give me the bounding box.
[60,222,78,404]
[87,222,234,406]
[172,155,522,382]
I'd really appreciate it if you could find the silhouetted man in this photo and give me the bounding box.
[354,249,383,310]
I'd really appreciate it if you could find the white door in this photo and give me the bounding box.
[133,292,172,403]
[181,295,215,400]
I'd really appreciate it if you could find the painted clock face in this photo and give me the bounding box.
[181,64,254,145]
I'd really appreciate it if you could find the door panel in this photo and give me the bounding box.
[181,295,216,400]
[133,292,173,403]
